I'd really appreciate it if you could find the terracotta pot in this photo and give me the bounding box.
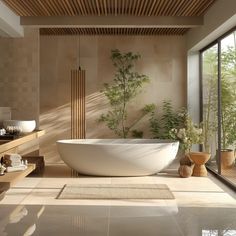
[189,152,211,177]
[220,149,235,170]
[178,165,193,178]
[179,154,192,166]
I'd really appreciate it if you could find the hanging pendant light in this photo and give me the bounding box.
[71,35,86,139]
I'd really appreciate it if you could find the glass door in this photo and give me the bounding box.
[220,31,236,183]
[201,28,236,188]
[202,44,218,173]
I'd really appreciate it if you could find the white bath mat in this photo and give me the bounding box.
[57,184,175,199]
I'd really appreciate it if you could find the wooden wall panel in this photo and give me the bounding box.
[71,69,86,139]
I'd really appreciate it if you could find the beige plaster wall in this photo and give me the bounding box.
[40,35,187,162]
[0,29,40,156]
[0,28,40,123]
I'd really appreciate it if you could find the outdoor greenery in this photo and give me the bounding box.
[99,49,155,138]
[220,41,236,149]
[203,32,236,151]
[202,47,218,152]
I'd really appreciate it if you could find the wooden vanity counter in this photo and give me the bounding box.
[0,130,45,190]
[0,164,36,187]
[0,130,45,155]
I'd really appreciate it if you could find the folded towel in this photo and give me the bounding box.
[3,154,22,161]
[6,165,27,173]
[2,154,22,167]
[9,161,22,167]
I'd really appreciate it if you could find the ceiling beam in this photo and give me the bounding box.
[0,1,24,37]
[21,16,203,28]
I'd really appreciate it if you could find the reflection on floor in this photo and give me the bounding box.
[0,205,236,236]
[0,164,236,236]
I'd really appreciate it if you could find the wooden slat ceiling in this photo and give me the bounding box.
[40,27,189,36]
[2,0,216,36]
[3,0,216,16]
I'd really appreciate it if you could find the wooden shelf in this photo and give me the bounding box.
[0,164,35,187]
[0,130,45,154]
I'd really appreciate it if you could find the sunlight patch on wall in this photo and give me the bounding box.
[39,104,70,163]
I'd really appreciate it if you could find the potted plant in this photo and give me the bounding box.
[149,100,182,139]
[170,112,210,177]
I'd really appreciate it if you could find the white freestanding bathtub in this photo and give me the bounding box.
[57,139,179,177]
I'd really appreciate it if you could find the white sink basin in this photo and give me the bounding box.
[3,120,36,133]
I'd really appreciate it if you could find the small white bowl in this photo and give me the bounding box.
[3,120,36,133]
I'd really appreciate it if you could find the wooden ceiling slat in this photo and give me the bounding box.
[3,0,216,16]
[115,0,118,16]
[85,1,95,15]
[103,0,107,15]
[110,0,114,15]
[135,0,140,16]
[59,0,71,15]
[19,0,36,16]
[137,0,145,16]
[40,27,189,36]
[2,0,215,36]
[143,0,153,16]
[106,0,110,15]
[148,0,158,16]
[179,0,198,16]
[128,0,133,15]
[196,0,215,16]
[171,0,185,16]
[188,0,203,16]
[151,0,161,16]
[121,0,125,15]
[141,1,148,16]
[159,0,172,15]
[26,0,45,16]
[5,0,27,16]
[117,0,120,15]
[64,0,76,15]
[154,0,166,15]
[46,0,61,15]
[95,0,100,16]
[164,0,177,15]
[99,0,104,15]
[78,0,87,15]
[68,1,78,15]
[37,0,51,16]
[196,0,214,15]
[92,0,98,15]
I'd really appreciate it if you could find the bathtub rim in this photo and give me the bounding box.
[57,139,179,145]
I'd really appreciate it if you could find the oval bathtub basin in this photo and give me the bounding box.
[57,139,179,177]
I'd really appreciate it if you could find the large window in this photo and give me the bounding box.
[201,28,236,188]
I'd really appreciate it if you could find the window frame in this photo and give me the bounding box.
[199,26,236,190]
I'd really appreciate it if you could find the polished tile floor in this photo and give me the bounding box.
[0,164,236,236]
